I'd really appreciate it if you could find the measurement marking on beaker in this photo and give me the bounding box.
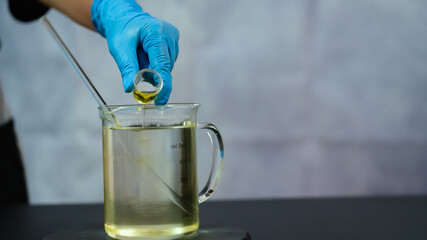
[171,142,185,149]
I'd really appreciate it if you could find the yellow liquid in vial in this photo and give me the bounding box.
[133,90,158,105]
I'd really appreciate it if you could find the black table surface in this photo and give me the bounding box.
[1,196,427,240]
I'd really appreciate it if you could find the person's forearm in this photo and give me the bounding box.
[38,0,95,30]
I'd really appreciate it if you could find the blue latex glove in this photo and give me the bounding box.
[91,0,179,105]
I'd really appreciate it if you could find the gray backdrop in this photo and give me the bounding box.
[0,0,426,204]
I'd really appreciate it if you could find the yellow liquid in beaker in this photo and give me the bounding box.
[102,125,199,240]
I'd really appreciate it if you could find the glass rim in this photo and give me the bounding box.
[98,103,200,111]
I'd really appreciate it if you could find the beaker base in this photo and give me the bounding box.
[105,223,198,240]
[43,224,251,240]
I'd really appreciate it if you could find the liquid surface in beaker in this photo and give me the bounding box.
[102,125,199,240]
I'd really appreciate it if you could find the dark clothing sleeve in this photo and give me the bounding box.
[8,0,49,22]
[0,120,28,204]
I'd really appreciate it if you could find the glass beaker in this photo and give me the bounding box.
[99,104,224,240]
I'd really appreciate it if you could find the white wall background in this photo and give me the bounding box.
[1,0,427,204]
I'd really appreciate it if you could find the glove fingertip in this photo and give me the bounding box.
[154,90,168,105]
[154,97,167,105]
[123,74,135,93]
[155,83,171,105]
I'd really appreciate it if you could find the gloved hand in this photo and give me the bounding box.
[91,0,179,105]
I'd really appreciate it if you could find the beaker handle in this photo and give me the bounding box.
[197,122,224,204]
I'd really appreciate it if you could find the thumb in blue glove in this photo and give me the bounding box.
[91,0,179,105]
